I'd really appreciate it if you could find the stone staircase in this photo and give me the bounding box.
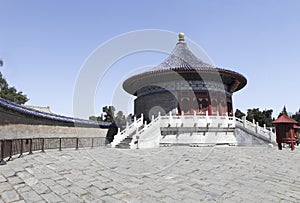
[110,115,144,148]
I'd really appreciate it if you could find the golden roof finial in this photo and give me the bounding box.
[178,32,185,42]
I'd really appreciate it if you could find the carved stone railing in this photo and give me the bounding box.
[112,111,276,149]
[234,116,276,143]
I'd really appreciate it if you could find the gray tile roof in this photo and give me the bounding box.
[155,41,215,70]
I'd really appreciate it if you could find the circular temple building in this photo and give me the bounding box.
[123,33,247,121]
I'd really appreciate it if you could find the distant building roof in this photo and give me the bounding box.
[273,115,297,124]
[24,105,52,114]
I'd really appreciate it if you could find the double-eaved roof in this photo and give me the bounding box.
[123,33,247,95]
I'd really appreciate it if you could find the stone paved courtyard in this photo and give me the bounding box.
[1,145,300,202]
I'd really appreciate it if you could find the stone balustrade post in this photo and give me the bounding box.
[242,116,246,128]
[193,110,197,125]
[269,129,274,141]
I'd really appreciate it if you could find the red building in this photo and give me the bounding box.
[123,33,247,121]
[273,115,298,150]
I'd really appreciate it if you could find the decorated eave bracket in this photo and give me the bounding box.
[229,80,241,93]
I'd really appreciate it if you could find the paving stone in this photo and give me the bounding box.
[56,179,72,187]
[74,179,92,188]
[7,176,24,185]
[41,192,64,202]
[17,185,33,194]
[100,195,121,203]
[0,174,7,183]
[12,183,26,190]
[1,168,16,178]
[51,184,69,195]
[19,190,43,202]
[10,165,26,174]
[81,193,97,202]
[12,200,26,203]
[104,187,118,195]
[0,182,13,193]
[61,192,81,202]
[31,182,51,195]
[41,178,57,187]
[86,186,106,198]
[67,185,88,196]
[142,189,163,198]
[1,190,20,202]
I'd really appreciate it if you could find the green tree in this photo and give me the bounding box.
[126,113,133,123]
[89,116,98,121]
[235,109,245,119]
[0,72,29,104]
[115,111,126,126]
[89,113,104,122]
[291,109,300,125]
[102,106,116,122]
[246,108,273,127]
[278,105,288,118]
[89,106,127,128]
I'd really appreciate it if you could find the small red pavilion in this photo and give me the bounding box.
[273,115,298,150]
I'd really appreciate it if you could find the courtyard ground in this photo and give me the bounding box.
[0,145,300,202]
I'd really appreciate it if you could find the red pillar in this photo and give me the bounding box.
[290,128,294,151]
[208,104,212,115]
[218,103,222,116]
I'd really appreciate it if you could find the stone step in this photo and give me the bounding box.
[115,137,133,149]
[115,143,131,149]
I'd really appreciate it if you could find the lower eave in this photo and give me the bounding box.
[123,68,247,95]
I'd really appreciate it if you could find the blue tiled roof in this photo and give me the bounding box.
[0,97,110,127]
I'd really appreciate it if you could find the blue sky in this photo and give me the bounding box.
[0,0,300,119]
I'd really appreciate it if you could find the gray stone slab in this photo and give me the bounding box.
[51,184,69,195]
[41,192,64,202]
[0,174,7,183]
[19,190,43,202]
[1,168,16,178]
[67,185,88,196]
[1,190,20,202]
